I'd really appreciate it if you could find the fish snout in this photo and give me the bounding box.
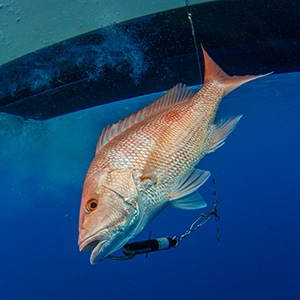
[78,229,111,264]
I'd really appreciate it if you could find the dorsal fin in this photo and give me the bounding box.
[95,83,195,154]
[201,45,272,96]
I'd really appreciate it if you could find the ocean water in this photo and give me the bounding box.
[0,72,299,299]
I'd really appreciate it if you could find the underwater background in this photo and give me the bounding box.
[1,72,299,299]
[0,1,300,299]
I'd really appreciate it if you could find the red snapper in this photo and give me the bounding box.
[78,47,268,264]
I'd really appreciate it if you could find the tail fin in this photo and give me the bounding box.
[201,45,272,96]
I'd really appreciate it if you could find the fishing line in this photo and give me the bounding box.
[212,178,221,242]
[185,0,203,83]
[108,187,220,261]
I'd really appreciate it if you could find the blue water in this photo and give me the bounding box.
[0,72,299,299]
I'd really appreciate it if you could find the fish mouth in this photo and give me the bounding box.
[79,229,110,264]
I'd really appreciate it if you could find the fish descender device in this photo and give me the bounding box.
[108,200,220,260]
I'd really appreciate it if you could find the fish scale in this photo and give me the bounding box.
[91,98,211,180]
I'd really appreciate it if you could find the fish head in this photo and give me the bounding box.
[78,168,140,264]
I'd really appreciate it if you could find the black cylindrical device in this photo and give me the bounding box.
[123,237,177,256]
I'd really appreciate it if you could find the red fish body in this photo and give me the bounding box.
[78,47,268,264]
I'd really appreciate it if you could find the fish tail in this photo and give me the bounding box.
[201,45,272,96]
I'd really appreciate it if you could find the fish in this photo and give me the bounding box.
[78,46,269,264]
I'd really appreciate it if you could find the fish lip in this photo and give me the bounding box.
[79,229,110,264]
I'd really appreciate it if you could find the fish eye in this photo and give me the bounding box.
[86,199,98,212]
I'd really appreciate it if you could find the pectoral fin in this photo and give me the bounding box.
[169,169,210,210]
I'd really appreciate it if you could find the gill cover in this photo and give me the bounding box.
[103,169,138,208]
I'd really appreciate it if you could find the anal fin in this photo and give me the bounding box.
[208,115,242,153]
